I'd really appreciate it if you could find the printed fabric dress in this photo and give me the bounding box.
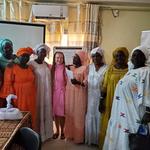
[29,60,53,141]
[103,67,150,150]
[85,63,107,145]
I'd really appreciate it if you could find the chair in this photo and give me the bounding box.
[19,127,41,150]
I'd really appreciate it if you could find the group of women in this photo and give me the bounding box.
[0,38,150,150]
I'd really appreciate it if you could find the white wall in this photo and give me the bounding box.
[101,9,150,64]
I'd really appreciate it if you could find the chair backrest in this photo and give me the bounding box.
[19,127,41,150]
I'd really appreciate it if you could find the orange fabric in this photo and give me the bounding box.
[0,65,36,130]
[0,67,15,98]
[16,47,34,56]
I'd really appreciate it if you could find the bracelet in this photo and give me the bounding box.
[100,97,104,99]
[145,111,150,114]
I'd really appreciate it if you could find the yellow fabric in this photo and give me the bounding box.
[99,65,128,149]
[111,47,129,66]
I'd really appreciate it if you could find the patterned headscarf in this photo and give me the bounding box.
[75,50,89,65]
[16,47,33,56]
[0,39,13,55]
[111,47,129,65]
[33,43,50,55]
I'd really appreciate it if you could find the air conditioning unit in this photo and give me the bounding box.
[32,4,68,19]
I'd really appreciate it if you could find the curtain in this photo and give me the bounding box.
[0,0,32,21]
[83,4,102,52]
[67,4,85,46]
[0,2,102,52]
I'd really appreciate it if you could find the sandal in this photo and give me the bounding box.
[53,133,59,139]
[60,133,65,140]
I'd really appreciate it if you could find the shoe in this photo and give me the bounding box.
[60,133,65,140]
[53,133,59,139]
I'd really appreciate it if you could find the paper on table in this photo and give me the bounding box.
[66,68,74,80]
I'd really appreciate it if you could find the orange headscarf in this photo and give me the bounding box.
[75,50,89,65]
[16,47,33,56]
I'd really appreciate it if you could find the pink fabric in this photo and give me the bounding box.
[65,65,88,143]
[76,50,89,65]
[52,64,66,117]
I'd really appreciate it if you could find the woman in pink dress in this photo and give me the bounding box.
[52,51,67,139]
[65,50,88,143]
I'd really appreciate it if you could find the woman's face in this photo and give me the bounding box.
[114,50,126,65]
[92,52,103,65]
[131,50,146,68]
[19,54,30,65]
[55,53,64,65]
[3,42,13,59]
[73,54,81,66]
[37,48,47,62]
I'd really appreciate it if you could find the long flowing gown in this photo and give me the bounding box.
[0,64,36,129]
[99,66,128,148]
[103,67,150,150]
[65,65,87,143]
[29,60,53,142]
[85,64,107,145]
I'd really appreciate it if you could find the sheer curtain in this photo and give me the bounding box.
[83,4,102,52]
[0,0,32,21]
[67,4,85,46]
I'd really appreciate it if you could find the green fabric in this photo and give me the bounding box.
[0,39,19,72]
[0,39,13,55]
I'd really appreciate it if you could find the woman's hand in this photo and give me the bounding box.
[71,79,78,85]
[65,64,73,70]
[141,112,150,124]
[99,98,105,113]
[71,79,85,86]
[7,62,14,68]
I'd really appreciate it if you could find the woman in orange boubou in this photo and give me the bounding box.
[0,47,36,130]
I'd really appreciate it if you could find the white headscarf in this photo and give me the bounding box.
[33,44,50,55]
[90,47,105,63]
[91,47,103,56]
[128,45,150,70]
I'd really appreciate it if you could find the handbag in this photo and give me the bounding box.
[129,124,150,150]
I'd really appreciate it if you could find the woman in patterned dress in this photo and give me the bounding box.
[99,47,129,149]
[103,46,150,150]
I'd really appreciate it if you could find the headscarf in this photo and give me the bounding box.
[91,47,103,56]
[0,39,13,55]
[90,47,105,63]
[16,47,33,56]
[128,45,150,70]
[33,43,50,55]
[75,50,89,65]
[111,47,129,65]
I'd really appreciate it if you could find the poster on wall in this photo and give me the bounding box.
[53,46,82,65]
[141,30,150,48]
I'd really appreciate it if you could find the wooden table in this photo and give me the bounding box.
[0,111,31,150]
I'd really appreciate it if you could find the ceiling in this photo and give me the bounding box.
[27,0,150,7]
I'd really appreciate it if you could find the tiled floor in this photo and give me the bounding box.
[42,138,99,150]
